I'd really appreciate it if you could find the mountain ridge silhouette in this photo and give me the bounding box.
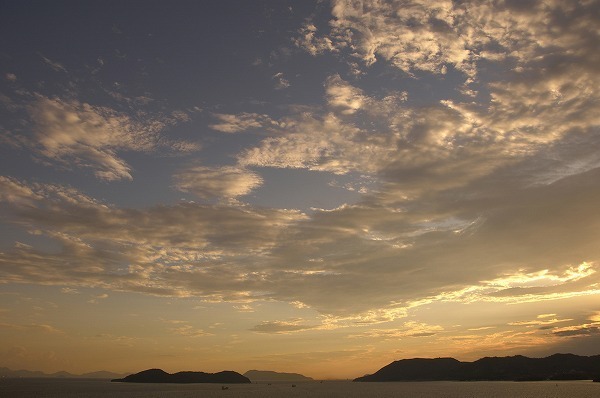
[355,353,600,382]
[111,368,251,383]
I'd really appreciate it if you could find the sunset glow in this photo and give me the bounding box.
[0,0,599,380]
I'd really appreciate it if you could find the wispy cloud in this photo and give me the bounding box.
[550,312,600,337]
[23,96,199,181]
[169,323,212,338]
[272,72,290,90]
[39,54,67,73]
[349,322,444,339]
[173,165,263,200]
[250,319,316,334]
[0,322,63,334]
[509,317,572,327]
[552,324,600,337]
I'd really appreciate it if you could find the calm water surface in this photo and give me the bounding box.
[1,378,599,397]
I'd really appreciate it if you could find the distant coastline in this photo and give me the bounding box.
[0,367,125,380]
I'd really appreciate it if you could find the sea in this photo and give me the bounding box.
[1,378,599,398]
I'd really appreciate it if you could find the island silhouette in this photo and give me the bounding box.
[111,368,250,383]
[354,353,600,382]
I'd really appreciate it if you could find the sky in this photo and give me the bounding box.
[0,0,599,380]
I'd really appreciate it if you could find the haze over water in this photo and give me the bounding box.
[2,379,600,398]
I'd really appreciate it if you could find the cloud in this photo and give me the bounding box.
[209,112,278,133]
[414,262,600,308]
[297,1,599,82]
[0,322,62,334]
[170,324,212,338]
[233,0,600,318]
[24,96,199,181]
[238,71,594,204]
[173,165,263,200]
[324,75,368,115]
[293,22,338,56]
[444,329,552,357]
[0,177,306,262]
[2,0,600,323]
[250,320,316,334]
[238,111,367,174]
[89,333,141,347]
[0,176,309,300]
[233,304,254,313]
[467,326,496,332]
[548,312,600,337]
[508,317,572,327]
[552,325,600,337]
[2,149,600,320]
[349,321,444,339]
[39,54,67,73]
[289,3,600,199]
[272,72,290,90]
[88,293,109,304]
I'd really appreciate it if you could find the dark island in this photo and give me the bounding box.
[355,354,600,382]
[112,368,250,383]
[244,370,313,382]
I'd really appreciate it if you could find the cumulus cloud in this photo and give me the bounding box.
[173,165,263,200]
